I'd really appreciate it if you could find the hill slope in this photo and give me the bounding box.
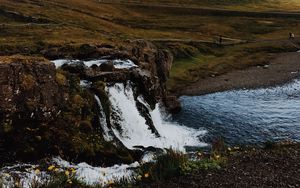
[1,0,300,49]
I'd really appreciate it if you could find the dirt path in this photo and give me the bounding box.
[175,51,300,96]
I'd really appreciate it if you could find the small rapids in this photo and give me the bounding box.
[0,76,206,187]
[52,59,138,69]
[0,158,139,188]
[107,83,207,150]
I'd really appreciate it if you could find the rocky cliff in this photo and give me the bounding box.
[0,40,177,164]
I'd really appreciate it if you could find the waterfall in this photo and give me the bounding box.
[107,83,207,151]
[52,59,138,69]
[94,95,113,141]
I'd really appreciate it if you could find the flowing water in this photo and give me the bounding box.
[2,59,299,187]
[107,83,207,150]
[173,79,300,146]
[52,59,138,69]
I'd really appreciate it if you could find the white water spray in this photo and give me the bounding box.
[108,83,207,151]
[94,95,113,141]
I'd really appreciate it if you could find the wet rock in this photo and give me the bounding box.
[61,61,86,74]
[99,61,115,71]
[163,96,182,114]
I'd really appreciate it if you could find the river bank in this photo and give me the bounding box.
[174,51,300,96]
[147,142,300,188]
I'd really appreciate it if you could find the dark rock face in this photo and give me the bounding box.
[0,56,68,162]
[163,96,182,114]
[0,56,135,165]
[128,40,173,100]
[0,57,64,119]
[0,40,175,164]
[55,40,174,105]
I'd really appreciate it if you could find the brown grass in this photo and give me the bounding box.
[1,0,300,92]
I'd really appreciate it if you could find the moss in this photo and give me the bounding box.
[68,75,81,95]
[138,149,226,182]
[72,94,84,107]
[20,74,35,91]
[55,72,67,86]
[1,119,13,133]
[165,43,199,59]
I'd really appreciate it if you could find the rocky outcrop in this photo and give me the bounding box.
[128,40,173,100]
[0,56,65,120]
[55,40,174,108]
[0,56,137,165]
[0,39,175,164]
[0,56,65,162]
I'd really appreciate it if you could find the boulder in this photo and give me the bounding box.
[99,61,115,71]
[0,56,65,119]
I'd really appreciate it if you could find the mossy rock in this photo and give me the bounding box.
[79,120,93,133]
[55,72,67,86]
[20,74,36,91]
[92,81,111,120]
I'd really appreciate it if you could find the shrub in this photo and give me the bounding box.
[139,149,187,181]
[138,148,226,182]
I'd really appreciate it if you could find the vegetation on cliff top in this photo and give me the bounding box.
[1,0,300,93]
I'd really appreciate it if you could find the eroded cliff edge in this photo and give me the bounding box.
[0,40,179,165]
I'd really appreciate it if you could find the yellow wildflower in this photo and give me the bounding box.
[144,173,149,178]
[34,169,40,174]
[70,168,76,173]
[65,170,70,176]
[54,168,59,172]
[197,152,202,157]
[227,147,232,151]
[48,165,55,171]
[215,155,220,159]
[137,175,142,181]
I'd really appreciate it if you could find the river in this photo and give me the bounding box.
[173,79,300,146]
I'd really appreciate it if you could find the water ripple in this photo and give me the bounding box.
[173,80,300,146]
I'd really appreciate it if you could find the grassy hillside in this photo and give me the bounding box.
[1,0,300,47]
[1,0,300,91]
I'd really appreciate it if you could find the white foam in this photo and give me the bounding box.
[80,80,91,87]
[0,158,140,187]
[108,83,207,151]
[51,59,138,69]
[0,164,49,188]
[53,157,139,186]
[95,95,113,141]
[51,59,81,68]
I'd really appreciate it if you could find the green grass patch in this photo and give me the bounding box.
[138,149,226,182]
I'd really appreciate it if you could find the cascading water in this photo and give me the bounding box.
[52,59,138,69]
[94,95,113,141]
[107,83,207,151]
[0,59,207,187]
